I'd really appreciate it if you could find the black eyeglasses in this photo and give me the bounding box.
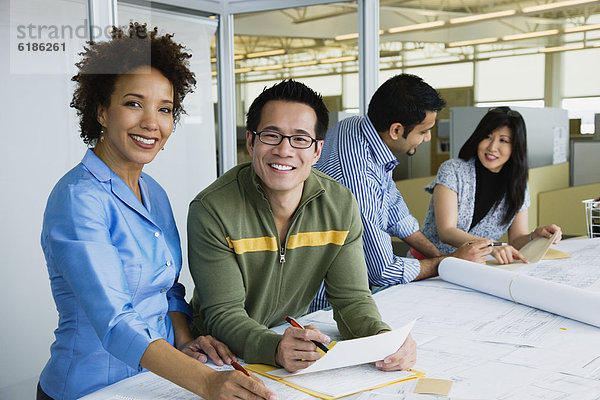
[488,107,521,118]
[251,130,318,149]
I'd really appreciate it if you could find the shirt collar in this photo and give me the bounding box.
[361,116,399,172]
[81,148,111,182]
[81,148,155,221]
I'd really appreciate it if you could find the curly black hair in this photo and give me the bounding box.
[71,22,196,145]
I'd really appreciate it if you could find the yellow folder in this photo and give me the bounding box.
[245,363,424,400]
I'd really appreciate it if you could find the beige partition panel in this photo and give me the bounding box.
[528,163,570,230]
[396,175,436,225]
[538,183,600,236]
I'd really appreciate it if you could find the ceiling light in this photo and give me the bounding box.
[246,49,285,58]
[235,67,252,74]
[320,56,356,64]
[564,23,600,33]
[522,0,597,14]
[212,55,244,62]
[253,64,283,71]
[335,33,359,41]
[539,44,585,52]
[502,29,560,41]
[284,60,318,68]
[388,20,445,34]
[335,30,384,41]
[448,37,499,47]
[450,9,517,24]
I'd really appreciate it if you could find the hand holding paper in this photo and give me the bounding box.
[375,333,417,371]
[533,224,562,244]
[270,320,416,377]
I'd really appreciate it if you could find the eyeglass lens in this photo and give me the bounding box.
[257,131,314,149]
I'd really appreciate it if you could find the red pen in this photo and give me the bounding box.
[231,361,250,376]
[284,315,329,353]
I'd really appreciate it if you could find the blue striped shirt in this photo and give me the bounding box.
[310,116,421,312]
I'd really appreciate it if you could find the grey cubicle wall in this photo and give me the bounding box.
[449,107,569,168]
[571,140,600,186]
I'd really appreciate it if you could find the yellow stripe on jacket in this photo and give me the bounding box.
[288,230,349,249]
[226,236,278,254]
[227,231,348,254]
[226,230,349,255]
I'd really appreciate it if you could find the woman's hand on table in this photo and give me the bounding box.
[179,335,236,366]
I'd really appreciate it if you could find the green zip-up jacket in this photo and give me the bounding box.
[188,162,390,366]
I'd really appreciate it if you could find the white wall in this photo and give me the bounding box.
[0,1,217,397]
[1,1,87,396]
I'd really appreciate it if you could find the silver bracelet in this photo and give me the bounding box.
[528,231,534,241]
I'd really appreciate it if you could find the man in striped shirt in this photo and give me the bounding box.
[310,74,490,311]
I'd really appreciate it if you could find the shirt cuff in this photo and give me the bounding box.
[168,297,193,319]
[390,215,420,239]
[245,330,282,366]
[167,283,193,318]
[401,257,421,283]
[105,319,159,369]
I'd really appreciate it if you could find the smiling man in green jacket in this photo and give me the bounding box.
[187,80,416,373]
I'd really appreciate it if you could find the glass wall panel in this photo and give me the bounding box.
[563,48,600,98]
[403,63,473,89]
[476,54,544,102]
[118,3,218,299]
[476,100,545,108]
[562,97,600,134]
[229,2,359,164]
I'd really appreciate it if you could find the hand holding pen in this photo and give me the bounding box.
[275,316,331,373]
[285,316,329,353]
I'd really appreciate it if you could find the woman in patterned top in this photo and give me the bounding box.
[420,107,561,264]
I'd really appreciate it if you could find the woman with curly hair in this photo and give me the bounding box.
[419,107,561,264]
[38,23,275,400]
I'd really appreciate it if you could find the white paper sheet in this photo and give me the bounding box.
[255,374,316,400]
[78,372,198,399]
[372,279,565,347]
[283,364,413,398]
[268,320,415,377]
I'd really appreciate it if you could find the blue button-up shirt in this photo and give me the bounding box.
[310,116,421,312]
[39,149,191,400]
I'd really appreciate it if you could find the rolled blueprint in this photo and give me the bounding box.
[439,257,600,328]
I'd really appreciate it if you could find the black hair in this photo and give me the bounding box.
[71,22,196,145]
[246,79,329,141]
[458,106,528,225]
[367,74,445,138]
